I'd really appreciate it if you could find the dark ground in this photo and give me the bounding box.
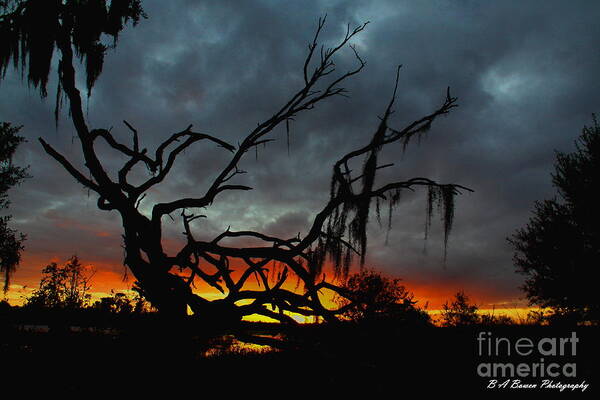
[1,316,598,397]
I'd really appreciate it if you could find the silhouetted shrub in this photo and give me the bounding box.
[92,290,151,315]
[440,291,479,327]
[336,268,430,325]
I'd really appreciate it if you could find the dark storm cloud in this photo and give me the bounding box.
[3,0,599,305]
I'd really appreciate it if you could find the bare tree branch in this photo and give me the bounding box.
[39,138,101,192]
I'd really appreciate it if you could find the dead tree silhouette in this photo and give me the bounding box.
[2,4,471,331]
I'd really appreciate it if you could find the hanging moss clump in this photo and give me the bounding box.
[0,0,146,118]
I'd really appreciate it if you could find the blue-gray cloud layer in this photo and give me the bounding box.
[2,0,599,305]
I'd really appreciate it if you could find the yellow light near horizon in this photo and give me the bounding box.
[4,257,540,325]
[428,307,542,325]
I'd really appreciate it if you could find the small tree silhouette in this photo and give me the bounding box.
[25,255,93,309]
[440,291,479,327]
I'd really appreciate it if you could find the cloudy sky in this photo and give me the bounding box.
[2,0,599,309]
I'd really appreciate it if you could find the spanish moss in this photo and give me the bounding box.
[425,185,456,261]
[385,188,401,245]
[0,0,145,122]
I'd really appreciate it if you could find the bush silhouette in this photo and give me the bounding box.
[337,268,430,325]
[440,291,479,327]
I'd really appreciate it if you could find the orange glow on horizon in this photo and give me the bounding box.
[4,254,531,324]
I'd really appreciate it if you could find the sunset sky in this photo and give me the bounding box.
[2,0,599,314]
